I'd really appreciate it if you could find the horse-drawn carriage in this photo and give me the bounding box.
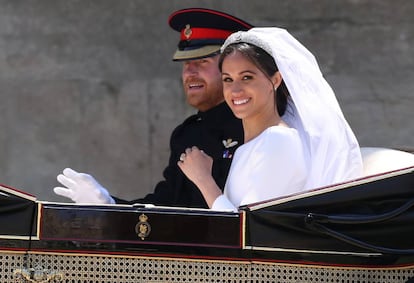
[1,147,414,282]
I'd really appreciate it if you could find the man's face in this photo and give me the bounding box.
[181,55,224,112]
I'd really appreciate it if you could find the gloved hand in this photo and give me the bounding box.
[53,168,115,204]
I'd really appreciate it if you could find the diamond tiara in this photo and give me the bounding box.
[220,30,273,57]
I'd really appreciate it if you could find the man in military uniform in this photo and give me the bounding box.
[53,8,252,208]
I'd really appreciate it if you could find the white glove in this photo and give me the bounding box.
[53,168,115,204]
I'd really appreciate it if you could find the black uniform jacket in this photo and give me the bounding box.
[116,102,243,208]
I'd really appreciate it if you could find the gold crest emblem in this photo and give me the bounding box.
[135,214,151,240]
[184,24,192,40]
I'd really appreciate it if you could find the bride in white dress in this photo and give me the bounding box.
[178,27,363,211]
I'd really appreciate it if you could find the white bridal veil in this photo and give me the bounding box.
[221,27,363,189]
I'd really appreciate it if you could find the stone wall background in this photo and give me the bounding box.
[0,0,412,202]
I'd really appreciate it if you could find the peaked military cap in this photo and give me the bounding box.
[168,8,253,61]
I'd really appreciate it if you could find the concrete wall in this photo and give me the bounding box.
[0,0,413,202]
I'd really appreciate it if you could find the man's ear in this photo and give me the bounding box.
[272,71,283,88]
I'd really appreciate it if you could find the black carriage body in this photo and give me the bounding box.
[1,167,414,282]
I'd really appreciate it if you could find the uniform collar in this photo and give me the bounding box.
[197,102,234,123]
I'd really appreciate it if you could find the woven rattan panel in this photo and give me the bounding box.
[1,251,414,283]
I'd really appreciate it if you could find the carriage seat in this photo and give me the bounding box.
[360,147,414,177]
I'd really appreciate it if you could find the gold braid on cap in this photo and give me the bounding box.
[220,31,273,57]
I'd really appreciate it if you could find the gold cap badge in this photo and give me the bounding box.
[184,24,192,40]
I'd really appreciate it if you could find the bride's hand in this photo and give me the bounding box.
[177,146,213,186]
